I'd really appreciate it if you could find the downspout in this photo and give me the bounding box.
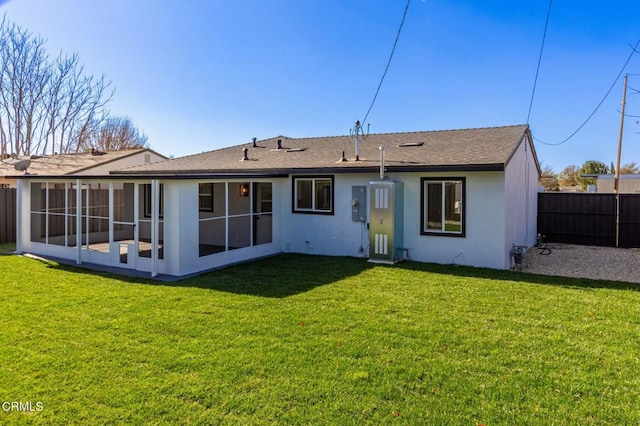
[379,146,386,180]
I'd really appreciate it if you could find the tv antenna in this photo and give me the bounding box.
[349,120,370,161]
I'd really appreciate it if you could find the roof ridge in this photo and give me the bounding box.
[255,124,529,142]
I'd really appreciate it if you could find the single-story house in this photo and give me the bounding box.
[13,124,540,277]
[589,174,640,193]
[1,148,167,188]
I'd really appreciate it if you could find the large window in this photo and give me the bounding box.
[292,176,333,214]
[198,182,272,257]
[30,182,80,247]
[421,178,465,236]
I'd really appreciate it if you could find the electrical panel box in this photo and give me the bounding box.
[351,186,366,222]
[369,180,404,263]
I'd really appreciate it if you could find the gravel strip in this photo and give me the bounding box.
[522,243,640,284]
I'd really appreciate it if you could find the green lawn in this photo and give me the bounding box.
[0,243,15,254]
[1,254,639,424]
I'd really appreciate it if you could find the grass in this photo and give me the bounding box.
[1,254,640,424]
[0,243,15,254]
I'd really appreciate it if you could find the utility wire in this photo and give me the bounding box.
[536,38,640,146]
[527,0,553,124]
[361,0,411,125]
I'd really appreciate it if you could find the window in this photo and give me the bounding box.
[421,177,465,236]
[292,176,333,214]
[198,181,273,257]
[199,183,214,212]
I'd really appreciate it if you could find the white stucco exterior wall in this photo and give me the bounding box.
[281,171,510,270]
[163,181,199,276]
[401,171,507,269]
[504,136,539,268]
[281,174,373,258]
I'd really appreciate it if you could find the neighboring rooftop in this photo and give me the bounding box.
[1,148,166,177]
[114,124,535,177]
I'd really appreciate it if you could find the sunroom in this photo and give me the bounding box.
[18,178,280,277]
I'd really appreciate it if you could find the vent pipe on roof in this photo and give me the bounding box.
[241,148,249,161]
[340,151,347,162]
[379,146,386,180]
[276,139,282,150]
[252,137,258,148]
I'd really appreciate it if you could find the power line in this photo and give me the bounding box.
[527,0,553,124]
[536,38,640,146]
[360,0,411,125]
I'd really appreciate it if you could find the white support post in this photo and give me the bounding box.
[249,182,254,247]
[151,179,159,278]
[76,179,82,264]
[108,183,114,256]
[64,182,68,247]
[45,183,49,245]
[225,182,229,251]
[15,179,23,254]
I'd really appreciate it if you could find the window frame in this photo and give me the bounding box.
[292,175,334,215]
[420,177,465,237]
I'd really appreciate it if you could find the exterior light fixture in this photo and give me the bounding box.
[239,183,249,197]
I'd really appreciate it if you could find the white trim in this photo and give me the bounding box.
[75,179,82,264]
[151,179,159,277]
[15,179,22,253]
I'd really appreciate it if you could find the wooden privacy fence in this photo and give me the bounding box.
[538,192,640,248]
[0,188,17,244]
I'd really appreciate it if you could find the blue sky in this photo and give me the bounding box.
[2,0,639,172]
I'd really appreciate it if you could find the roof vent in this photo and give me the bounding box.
[241,148,249,161]
[91,148,107,156]
[398,141,424,147]
[270,139,288,152]
[252,137,258,148]
[285,148,306,153]
[340,151,347,162]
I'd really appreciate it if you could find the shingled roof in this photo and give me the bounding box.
[114,125,535,177]
[1,149,163,177]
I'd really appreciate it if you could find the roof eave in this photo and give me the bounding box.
[12,163,506,180]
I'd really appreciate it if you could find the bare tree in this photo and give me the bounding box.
[558,165,580,187]
[539,163,559,192]
[0,17,113,157]
[0,17,50,157]
[76,116,148,152]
